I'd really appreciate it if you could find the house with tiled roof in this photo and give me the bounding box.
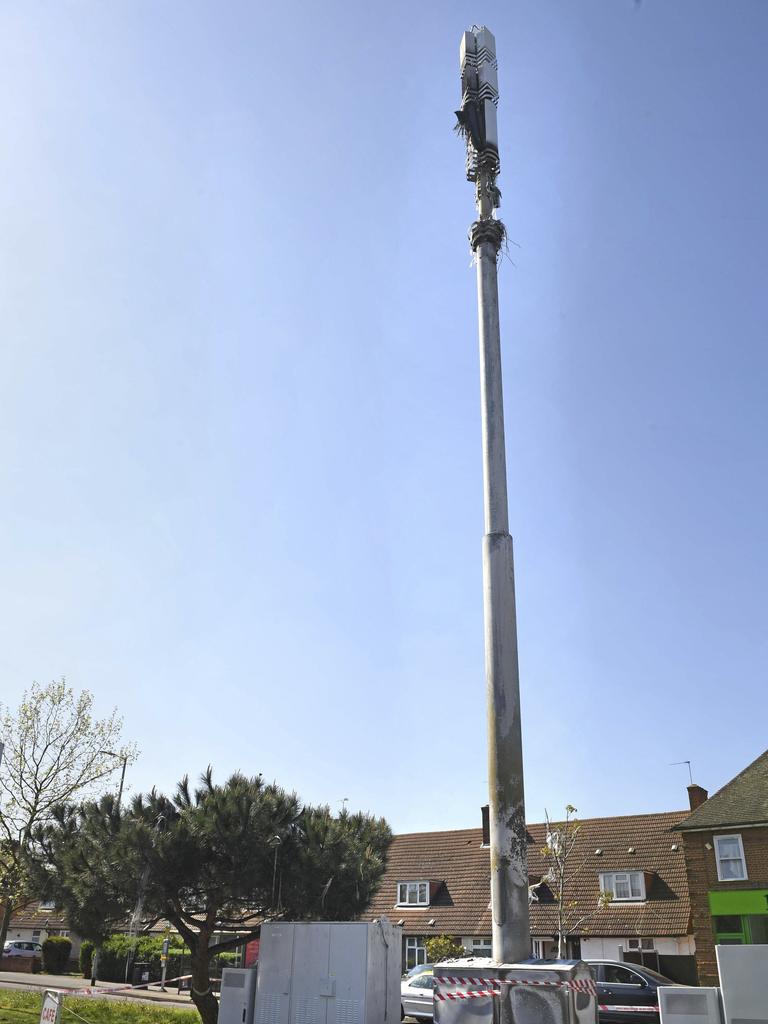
[5,902,170,962]
[363,807,697,983]
[676,748,768,986]
[5,900,82,958]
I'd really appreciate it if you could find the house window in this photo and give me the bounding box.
[32,931,41,938]
[600,872,645,901]
[405,937,427,970]
[713,915,768,945]
[471,937,492,957]
[626,938,654,950]
[714,835,747,881]
[713,915,746,944]
[397,881,429,906]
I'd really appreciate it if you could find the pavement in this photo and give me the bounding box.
[0,970,194,1008]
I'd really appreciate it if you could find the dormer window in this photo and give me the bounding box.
[397,881,429,906]
[599,871,646,901]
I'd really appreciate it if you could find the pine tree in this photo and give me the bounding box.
[31,769,392,1024]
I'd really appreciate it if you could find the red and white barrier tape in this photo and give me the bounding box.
[436,990,498,1001]
[436,976,490,986]
[435,974,597,998]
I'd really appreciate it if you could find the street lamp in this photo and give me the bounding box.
[456,26,530,966]
[99,750,128,811]
[268,835,282,908]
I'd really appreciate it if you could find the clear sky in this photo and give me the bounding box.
[0,0,766,835]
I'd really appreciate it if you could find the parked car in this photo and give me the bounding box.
[401,967,434,1021]
[3,940,43,958]
[404,962,433,979]
[586,960,680,1024]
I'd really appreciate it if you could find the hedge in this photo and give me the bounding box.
[42,936,72,974]
[88,934,238,984]
[96,935,185,983]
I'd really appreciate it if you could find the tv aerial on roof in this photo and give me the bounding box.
[670,760,694,785]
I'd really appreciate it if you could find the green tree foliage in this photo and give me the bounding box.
[94,933,186,983]
[424,935,466,963]
[92,935,234,986]
[32,769,391,1024]
[41,935,72,974]
[0,680,138,950]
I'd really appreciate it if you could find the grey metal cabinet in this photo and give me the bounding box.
[255,920,401,1024]
[219,969,258,1024]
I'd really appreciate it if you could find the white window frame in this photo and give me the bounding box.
[714,834,748,882]
[626,937,654,950]
[397,881,429,906]
[599,871,646,901]
[471,936,492,957]
[405,936,427,969]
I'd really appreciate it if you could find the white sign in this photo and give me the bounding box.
[40,991,61,1024]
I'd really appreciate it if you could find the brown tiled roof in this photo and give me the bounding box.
[363,811,691,939]
[676,749,768,831]
[10,903,70,929]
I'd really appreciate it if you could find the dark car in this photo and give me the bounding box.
[587,960,680,1024]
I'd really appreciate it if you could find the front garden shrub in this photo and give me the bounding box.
[42,935,72,974]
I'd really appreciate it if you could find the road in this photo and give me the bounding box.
[0,970,193,1009]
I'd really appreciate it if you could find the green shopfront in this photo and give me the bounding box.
[710,889,768,945]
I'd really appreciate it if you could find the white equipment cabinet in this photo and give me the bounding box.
[658,987,723,1024]
[219,968,258,1024]
[255,919,401,1024]
[716,944,768,1024]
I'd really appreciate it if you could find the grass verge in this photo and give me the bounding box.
[0,990,199,1024]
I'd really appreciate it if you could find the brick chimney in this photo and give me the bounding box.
[481,805,490,846]
[687,784,708,810]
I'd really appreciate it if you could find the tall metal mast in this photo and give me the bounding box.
[457,27,530,965]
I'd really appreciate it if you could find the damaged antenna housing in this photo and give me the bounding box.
[457,26,500,195]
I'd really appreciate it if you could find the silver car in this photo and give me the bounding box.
[401,970,434,1021]
[3,940,43,958]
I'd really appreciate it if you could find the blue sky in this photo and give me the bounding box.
[0,0,766,834]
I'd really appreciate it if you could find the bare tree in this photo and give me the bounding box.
[0,679,137,950]
[541,805,611,959]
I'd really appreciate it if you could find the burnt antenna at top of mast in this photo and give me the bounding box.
[456,26,501,218]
